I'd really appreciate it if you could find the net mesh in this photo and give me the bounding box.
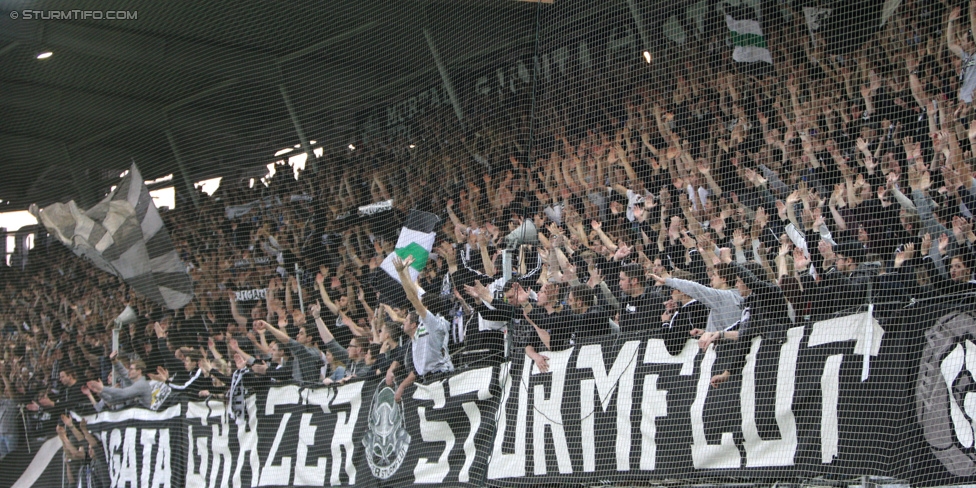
[1,1,976,487]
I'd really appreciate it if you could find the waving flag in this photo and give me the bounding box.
[373,209,440,306]
[725,10,772,64]
[32,163,194,309]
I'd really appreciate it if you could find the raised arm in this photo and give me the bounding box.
[284,276,295,312]
[698,160,722,197]
[57,425,86,461]
[0,367,12,400]
[392,255,428,318]
[478,233,497,277]
[228,291,249,328]
[357,286,375,322]
[436,241,459,275]
[653,274,734,312]
[309,302,336,344]
[948,7,967,59]
[590,220,619,253]
[255,319,290,343]
[78,419,100,450]
[227,338,255,365]
[315,273,347,317]
[60,414,84,443]
[445,200,468,235]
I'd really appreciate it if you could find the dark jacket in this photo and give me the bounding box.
[168,367,207,400]
[714,264,791,376]
[466,301,511,359]
[922,251,976,297]
[660,299,709,354]
[818,262,882,317]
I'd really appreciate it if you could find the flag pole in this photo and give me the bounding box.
[20,405,31,454]
[502,250,513,359]
[296,264,305,314]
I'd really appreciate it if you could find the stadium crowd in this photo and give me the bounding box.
[2,2,976,485]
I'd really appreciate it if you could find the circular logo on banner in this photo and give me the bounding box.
[363,383,411,479]
[917,311,976,476]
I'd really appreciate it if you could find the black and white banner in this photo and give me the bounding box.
[25,305,976,487]
[487,317,890,484]
[73,367,499,488]
[234,288,268,301]
[81,404,185,488]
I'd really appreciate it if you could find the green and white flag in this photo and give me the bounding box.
[725,14,772,64]
[383,230,435,277]
[379,209,440,290]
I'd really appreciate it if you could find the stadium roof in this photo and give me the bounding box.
[0,0,556,208]
[0,0,873,210]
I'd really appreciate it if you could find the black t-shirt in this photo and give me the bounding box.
[568,305,612,344]
[524,308,572,351]
[54,383,90,417]
[262,362,293,384]
[596,256,622,292]
[665,300,709,334]
[617,289,666,333]
[322,312,355,352]
[466,302,511,359]
[378,345,408,380]
[373,345,404,377]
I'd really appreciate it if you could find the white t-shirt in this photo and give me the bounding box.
[625,189,649,222]
[411,313,454,376]
[959,51,976,103]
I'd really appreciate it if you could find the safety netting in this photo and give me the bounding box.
[2,1,976,487]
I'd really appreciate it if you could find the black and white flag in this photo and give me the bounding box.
[372,209,440,307]
[32,163,194,309]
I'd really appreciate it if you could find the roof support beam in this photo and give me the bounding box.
[277,21,381,65]
[625,0,652,58]
[163,78,240,113]
[164,129,200,209]
[278,84,317,173]
[0,131,168,205]
[423,28,465,125]
[67,124,131,152]
[302,33,536,124]
[63,143,97,208]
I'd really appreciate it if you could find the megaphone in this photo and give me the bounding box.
[504,219,538,248]
[114,306,137,327]
[112,306,137,353]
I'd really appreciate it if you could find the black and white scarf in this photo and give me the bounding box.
[228,367,250,423]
